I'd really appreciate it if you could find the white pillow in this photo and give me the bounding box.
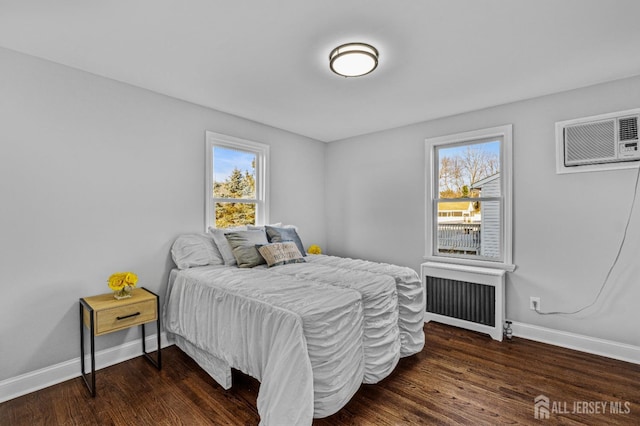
[247,222,282,231]
[208,226,248,266]
[171,234,223,269]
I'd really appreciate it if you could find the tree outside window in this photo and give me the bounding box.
[213,150,257,228]
[426,125,514,270]
[436,140,501,259]
[206,132,269,230]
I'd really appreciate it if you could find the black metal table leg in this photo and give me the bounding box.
[79,298,96,397]
[141,287,162,370]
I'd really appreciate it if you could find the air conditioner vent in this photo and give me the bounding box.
[564,120,615,164]
[619,116,638,141]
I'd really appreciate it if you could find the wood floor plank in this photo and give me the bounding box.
[1,322,638,425]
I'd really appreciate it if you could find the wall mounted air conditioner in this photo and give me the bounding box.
[556,108,640,174]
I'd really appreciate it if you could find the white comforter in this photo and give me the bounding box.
[305,255,425,357]
[164,255,425,425]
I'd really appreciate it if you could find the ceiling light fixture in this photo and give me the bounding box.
[329,42,379,77]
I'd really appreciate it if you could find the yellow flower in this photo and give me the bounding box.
[307,245,322,255]
[124,272,138,286]
[108,272,138,291]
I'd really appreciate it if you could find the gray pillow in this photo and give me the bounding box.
[171,233,223,269]
[265,226,306,257]
[209,226,247,266]
[225,230,269,268]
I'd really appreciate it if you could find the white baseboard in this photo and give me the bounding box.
[510,321,640,365]
[0,332,171,404]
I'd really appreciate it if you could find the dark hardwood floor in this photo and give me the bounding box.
[1,322,638,425]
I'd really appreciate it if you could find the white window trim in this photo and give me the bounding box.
[205,131,270,231]
[424,124,515,272]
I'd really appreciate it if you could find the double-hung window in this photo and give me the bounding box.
[205,131,269,230]
[425,124,514,271]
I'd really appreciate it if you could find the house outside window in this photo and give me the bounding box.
[425,125,514,271]
[205,131,269,230]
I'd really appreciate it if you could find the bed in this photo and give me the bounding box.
[164,228,425,425]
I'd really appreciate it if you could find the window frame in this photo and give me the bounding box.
[424,124,515,271]
[205,131,270,231]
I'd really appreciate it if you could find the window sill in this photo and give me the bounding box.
[422,255,516,272]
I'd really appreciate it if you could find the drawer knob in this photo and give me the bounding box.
[116,312,141,320]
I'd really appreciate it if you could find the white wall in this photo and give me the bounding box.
[2,42,638,387]
[0,47,326,381]
[326,75,640,348]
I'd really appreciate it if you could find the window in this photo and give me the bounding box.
[205,131,269,230]
[425,125,514,271]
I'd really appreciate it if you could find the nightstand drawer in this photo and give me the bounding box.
[94,299,157,335]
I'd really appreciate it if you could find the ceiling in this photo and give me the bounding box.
[1,0,640,142]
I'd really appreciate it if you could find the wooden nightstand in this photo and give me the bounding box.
[79,287,161,397]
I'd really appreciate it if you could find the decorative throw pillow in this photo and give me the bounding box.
[225,230,269,268]
[171,233,224,269]
[265,226,306,257]
[209,226,247,266]
[257,242,306,267]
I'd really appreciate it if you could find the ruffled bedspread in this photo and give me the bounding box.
[164,255,425,425]
[304,254,425,357]
[258,261,400,384]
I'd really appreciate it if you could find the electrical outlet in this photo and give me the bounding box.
[529,297,540,311]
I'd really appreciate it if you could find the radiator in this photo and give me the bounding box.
[421,262,506,341]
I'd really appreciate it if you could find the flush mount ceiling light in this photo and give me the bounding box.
[329,42,379,77]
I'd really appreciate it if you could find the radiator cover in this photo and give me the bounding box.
[421,262,506,341]
[426,276,495,327]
